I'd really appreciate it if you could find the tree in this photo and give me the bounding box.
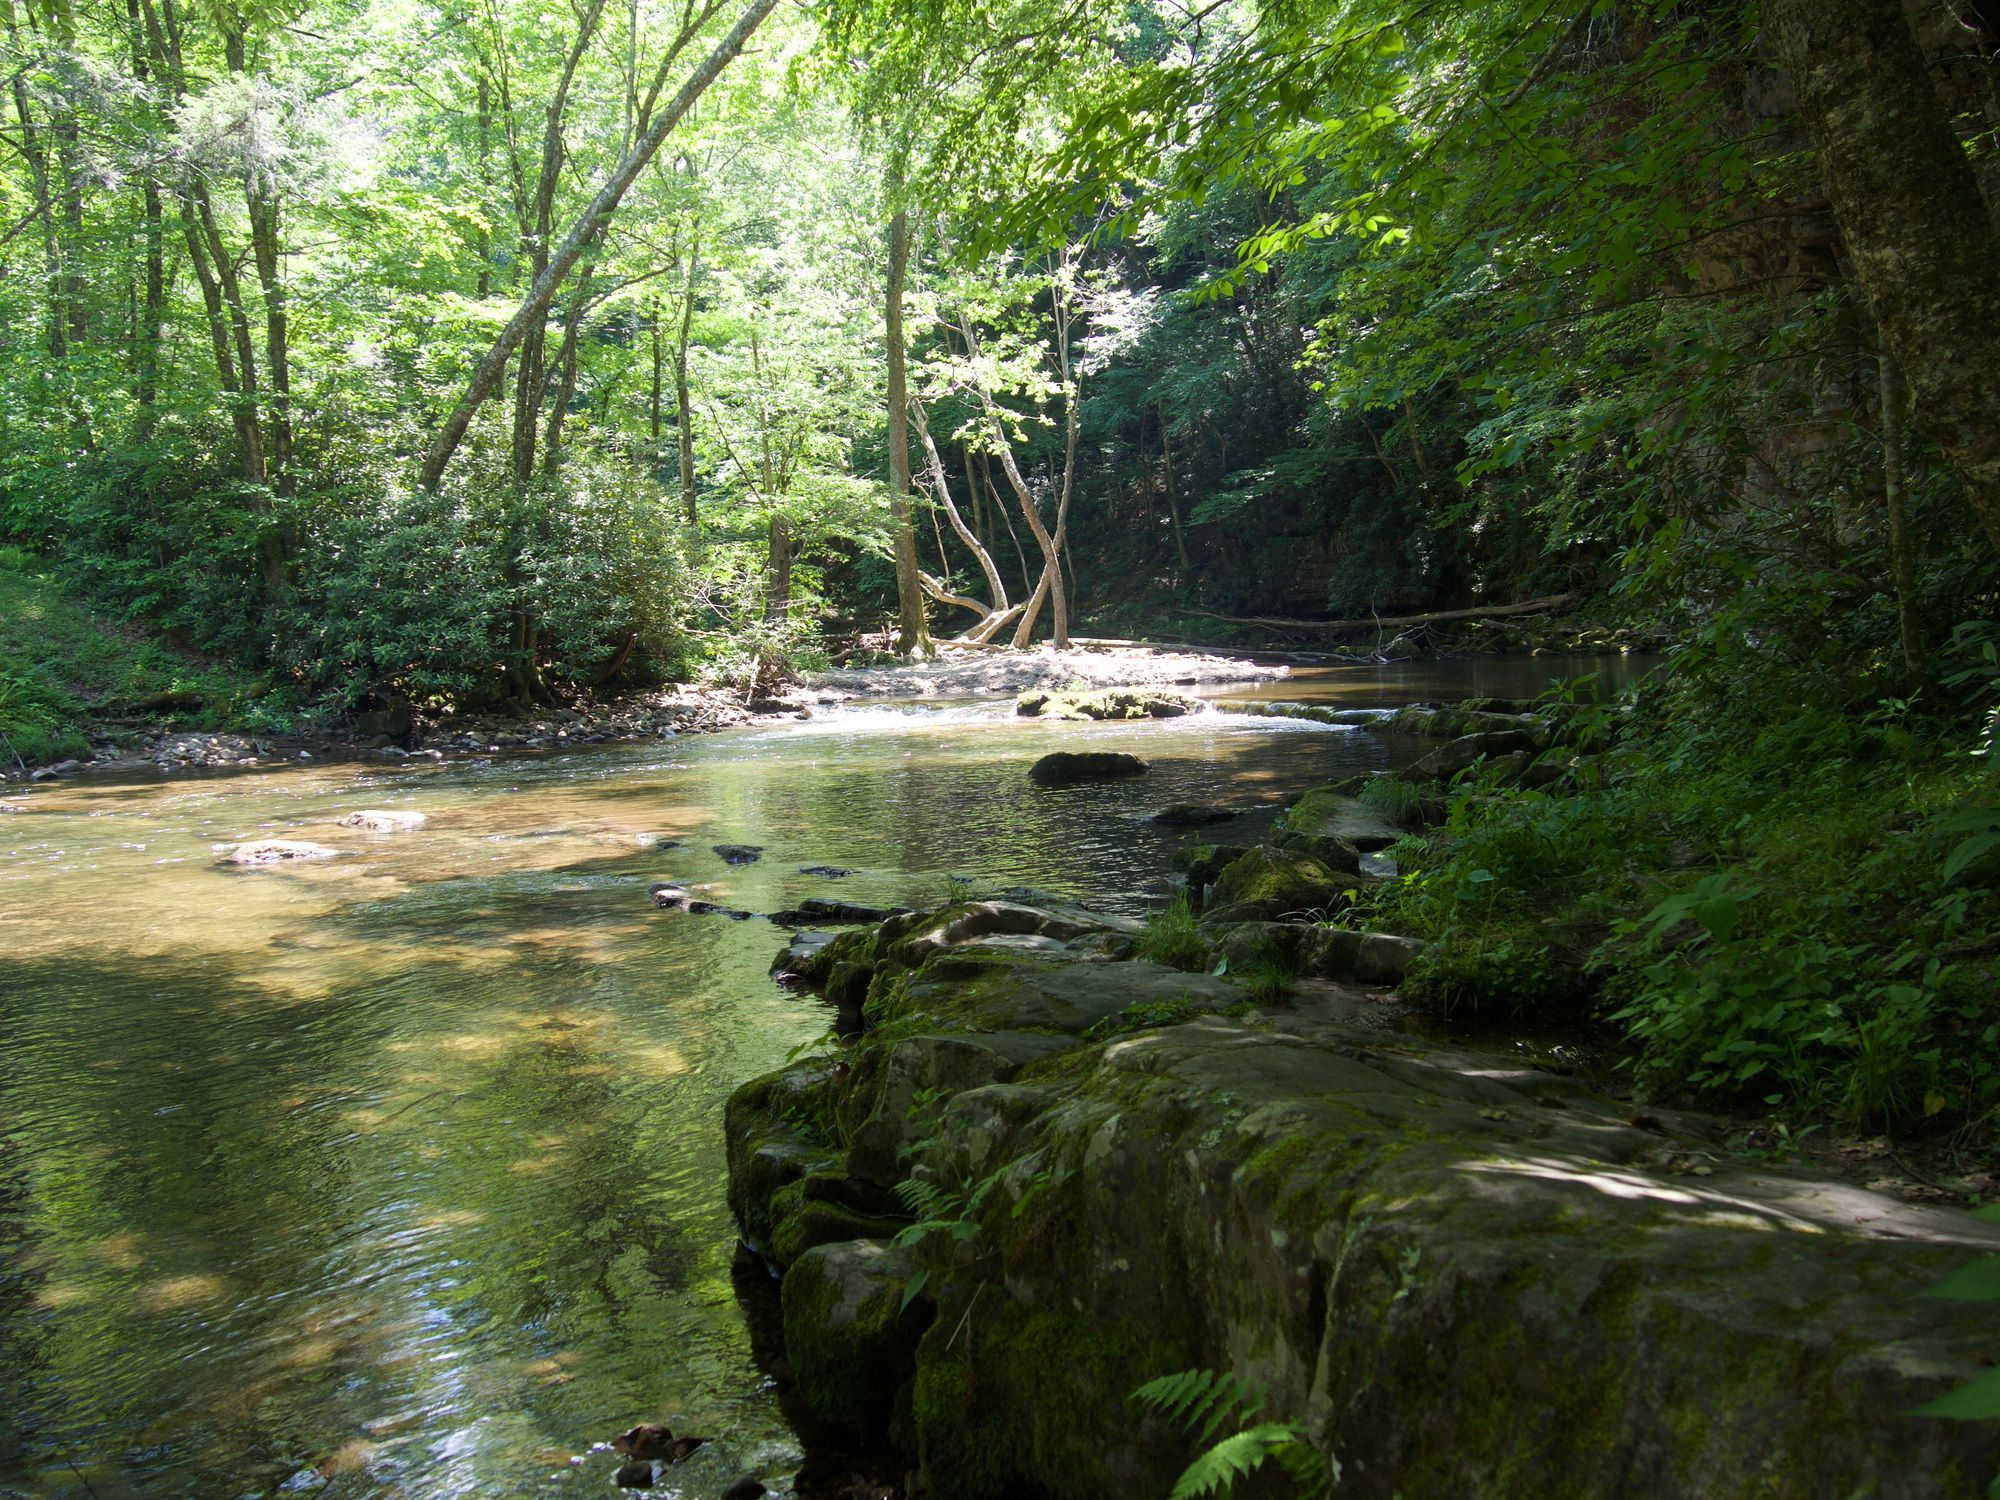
[1765,0,2000,562]
[417,0,775,491]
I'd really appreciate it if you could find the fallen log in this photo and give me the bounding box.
[1177,593,1577,635]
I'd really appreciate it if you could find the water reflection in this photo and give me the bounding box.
[0,657,1648,1497]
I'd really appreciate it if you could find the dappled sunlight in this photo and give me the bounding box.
[1462,1153,2000,1247]
[0,693,1461,1494]
[137,1272,234,1311]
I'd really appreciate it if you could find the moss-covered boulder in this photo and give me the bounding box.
[1211,921,1424,986]
[1203,845,1366,923]
[1029,750,1149,786]
[1017,688,1200,720]
[891,1016,2000,1499]
[723,1058,843,1248]
[1396,728,1543,783]
[1279,785,1403,854]
[780,1238,932,1438]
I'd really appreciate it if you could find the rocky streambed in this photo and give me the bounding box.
[723,712,2000,1499]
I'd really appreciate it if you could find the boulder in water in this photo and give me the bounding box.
[214,839,339,865]
[1029,750,1149,787]
[1149,802,1237,827]
[338,809,426,832]
[1017,688,1199,720]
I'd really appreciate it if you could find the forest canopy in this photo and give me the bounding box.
[0,0,1995,718]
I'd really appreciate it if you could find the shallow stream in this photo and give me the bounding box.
[0,654,1647,1498]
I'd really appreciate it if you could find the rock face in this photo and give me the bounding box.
[1016,688,1201,721]
[727,903,2000,1500]
[214,839,339,865]
[338,809,427,832]
[1028,751,1150,787]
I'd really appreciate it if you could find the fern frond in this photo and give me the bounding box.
[1167,1422,1300,1500]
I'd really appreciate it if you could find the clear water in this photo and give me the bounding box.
[0,655,1650,1498]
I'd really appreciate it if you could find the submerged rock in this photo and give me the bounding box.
[769,897,903,929]
[798,864,854,878]
[1148,802,1237,827]
[214,839,340,865]
[714,844,765,864]
[1028,750,1149,787]
[338,809,427,832]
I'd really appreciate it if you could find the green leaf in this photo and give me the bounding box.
[1168,1423,1305,1500]
[1922,1258,2000,1301]
[1913,1366,2000,1421]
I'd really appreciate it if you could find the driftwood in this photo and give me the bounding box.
[1178,593,1577,635]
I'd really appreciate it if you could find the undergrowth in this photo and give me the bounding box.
[0,546,266,764]
[1138,895,1213,972]
[1355,643,2000,1135]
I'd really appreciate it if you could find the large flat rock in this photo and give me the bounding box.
[727,937,2000,1499]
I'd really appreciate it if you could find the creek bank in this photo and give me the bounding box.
[810,645,1287,698]
[731,713,1998,1499]
[1,682,797,784]
[727,884,2000,1499]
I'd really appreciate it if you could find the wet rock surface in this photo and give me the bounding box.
[727,897,2000,1500]
[1147,802,1238,827]
[338,809,428,832]
[1027,750,1150,786]
[214,839,341,865]
[1015,687,1201,720]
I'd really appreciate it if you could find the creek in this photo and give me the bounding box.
[0,654,1644,1499]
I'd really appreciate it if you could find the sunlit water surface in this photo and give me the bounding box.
[0,655,1648,1498]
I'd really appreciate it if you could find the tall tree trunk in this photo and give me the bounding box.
[676,245,699,532]
[649,290,664,463]
[913,403,1008,615]
[541,266,593,472]
[765,514,792,623]
[3,1,65,363]
[885,203,933,656]
[1879,348,1929,684]
[1766,0,2000,558]
[418,0,775,492]
[1160,412,1191,576]
[247,191,293,499]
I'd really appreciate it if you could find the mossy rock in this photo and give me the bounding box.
[877,1002,2000,1498]
[1282,786,1403,854]
[769,1184,909,1269]
[723,1057,843,1245]
[1017,688,1200,720]
[1029,750,1150,786]
[781,1238,933,1439]
[1204,845,1366,922]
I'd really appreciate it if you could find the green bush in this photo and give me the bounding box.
[1137,896,1213,973]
